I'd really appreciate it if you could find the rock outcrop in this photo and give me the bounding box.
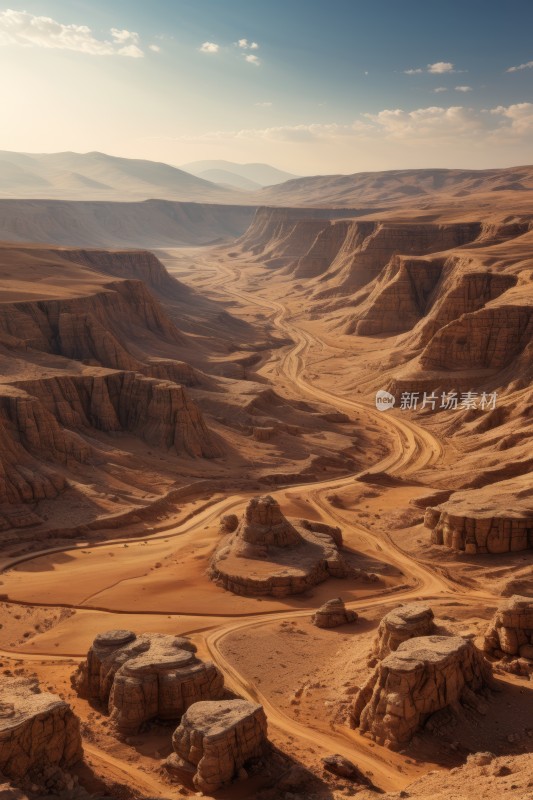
[315,221,482,295]
[210,496,351,596]
[311,597,358,628]
[72,630,224,734]
[420,304,533,371]
[351,257,443,335]
[0,370,220,506]
[350,635,493,749]
[371,603,435,659]
[166,699,267,794]
[483,595,533,660]
[0,678,82,791]
[424,488,533,554]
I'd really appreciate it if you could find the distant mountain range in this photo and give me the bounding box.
[180,160,299,189]
[0,150,245,203]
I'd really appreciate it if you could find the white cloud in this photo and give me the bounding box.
[149,44,161,53]
[255,101,272,107]
[428,61,455,73]
[455,85,472,92]
[244,53,260,66]
[405,61,457,75]
[110,28,139,45]
[199,41,219,53]
[171,102,533,147]
[434,87,448,93]
[491,102,533,134]
[237,38,259,50]
[0,9,144,57]
[507,59,533,73]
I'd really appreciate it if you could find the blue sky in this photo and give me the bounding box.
[1,0,533,173]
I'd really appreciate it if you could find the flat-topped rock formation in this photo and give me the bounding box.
[424,485,533,554]
[72,630,224,734]
[311,598,358,628]
[0,678,82,791]
[166,699,267,794]
[371,603,435,660]
[484,595,533,660]
[350,635,493,749]
[210,495,351,596]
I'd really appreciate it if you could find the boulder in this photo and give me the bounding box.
[0,678,82,791]
[72,630,224,734]
[483,595,533,659]
[166,699,267,794]
[371,603,435,659]
[350,635,494,749]
[311,598,358,628]
[321,754,373,786]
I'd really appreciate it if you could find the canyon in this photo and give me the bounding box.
[0,165,531,800]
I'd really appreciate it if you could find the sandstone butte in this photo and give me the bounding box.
[166,699,268,794]
[311,597,358,628]
[370,603,436,660]
[0,677,82,794]
[483,595,533,662]
[350,635,495,750]
[209,494,354,596]
[72,630,224,734]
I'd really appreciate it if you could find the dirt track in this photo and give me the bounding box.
[0,251,501,795]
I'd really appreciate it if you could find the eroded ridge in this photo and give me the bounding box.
[72,630,224,734]
[350,635,494,749]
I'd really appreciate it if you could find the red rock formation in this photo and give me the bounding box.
[0,678,82,791]
[370,603,435,659]
[350,636,493,749]
[420,304,533,371]
[167,699,268,793]
[483,595,533,660]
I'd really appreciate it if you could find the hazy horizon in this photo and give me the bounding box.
[1,0,533,174]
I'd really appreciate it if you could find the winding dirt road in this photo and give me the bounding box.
[0,250,495,795]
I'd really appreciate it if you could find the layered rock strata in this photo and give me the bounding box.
[424,499,533,554]
[371,603,435,659]
[0,678,82,789]
[210,495,351,596]
[72,630,224,734]
[350,635,493,749]
[166,699,267,794]
[483,595,533,660]
[311,597,358,628]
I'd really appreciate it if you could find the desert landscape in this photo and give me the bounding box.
[0,2,532,799]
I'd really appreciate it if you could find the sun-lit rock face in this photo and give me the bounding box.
[350,635,493,749]
[210,495,352,597]
[0,678,82,792]
[484,595,533,661]
[166,699,268,794]
[72,630,224,734]
[371,603,436,659]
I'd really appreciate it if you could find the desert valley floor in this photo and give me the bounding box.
[0,168,532,799]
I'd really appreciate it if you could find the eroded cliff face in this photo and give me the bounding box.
[235,207,361,266]
[420,304,533,371]
[0,371,220,505]
[313,220,482,295]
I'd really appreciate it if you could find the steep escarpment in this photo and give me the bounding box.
[0,279,186,368]
[0,199,256,247]
[317,221,482,295]
[0,372,220,505]
[235,206,367,267]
